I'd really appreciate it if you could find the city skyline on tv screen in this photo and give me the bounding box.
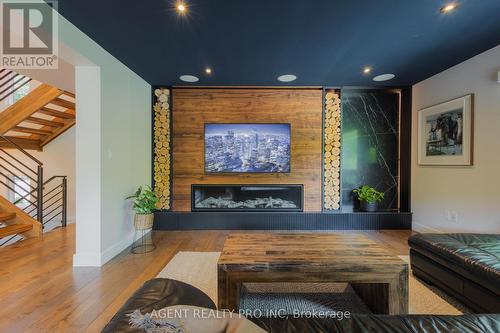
[205,123,290,173]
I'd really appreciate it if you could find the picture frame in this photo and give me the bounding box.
[418,94,473,166]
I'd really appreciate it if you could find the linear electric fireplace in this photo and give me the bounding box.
[192,184,303,212]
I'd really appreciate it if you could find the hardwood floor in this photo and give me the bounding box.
[0,224,411,332]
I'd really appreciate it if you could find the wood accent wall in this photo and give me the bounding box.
[171,88,323,212]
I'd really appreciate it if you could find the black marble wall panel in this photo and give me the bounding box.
[341,90,400,211]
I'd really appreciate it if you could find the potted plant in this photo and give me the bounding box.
[126,185,159,230]
[353,185,384,212]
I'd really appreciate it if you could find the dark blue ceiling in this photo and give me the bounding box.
[55,0,500,86]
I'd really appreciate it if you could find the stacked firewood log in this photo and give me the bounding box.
[323,90,341,210]
[153,88,171,209]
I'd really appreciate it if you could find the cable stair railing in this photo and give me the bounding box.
[0,135,67,247]
[0,68,31,103]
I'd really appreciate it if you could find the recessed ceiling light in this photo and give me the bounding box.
[363,66,372,75]
[176,2,187,13]
[179,75,199,82]
[277,74,297,82]
[440,3,458,13]
[205,67,212,75]
[373,74,395,82]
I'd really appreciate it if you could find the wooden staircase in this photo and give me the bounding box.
[0,195,42,240]
[0,81,76,151]
[0,70,70,245]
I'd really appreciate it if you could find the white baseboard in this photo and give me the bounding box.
[72,231,135,267]
[100,231,135,265]
[412,223,443,233]
[73,252,102,267]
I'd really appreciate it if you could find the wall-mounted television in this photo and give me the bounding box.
[204,123,291,173]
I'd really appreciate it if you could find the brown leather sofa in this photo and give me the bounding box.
[409,233,500,313]
[102,278,500,333]
[102,278,216,332]
[251,314,500,332]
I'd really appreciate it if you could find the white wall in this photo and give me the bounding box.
[412,45,500,233]
[98,63,151,263]
[15,59,75,93]
[22,5,152,266]
[74,66,102,265]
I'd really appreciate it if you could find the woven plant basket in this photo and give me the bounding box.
[134,213,154,230]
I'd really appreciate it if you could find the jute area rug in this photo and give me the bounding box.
[157,252,470,315]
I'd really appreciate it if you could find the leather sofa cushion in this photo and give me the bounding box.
[251,314,500,333]
[408,233,500,295]
[103,278,500,333]
[101,278,216,333]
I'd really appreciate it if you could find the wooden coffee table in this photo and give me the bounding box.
[217,233,408,314]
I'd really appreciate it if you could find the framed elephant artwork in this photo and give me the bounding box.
[418,94,473,166]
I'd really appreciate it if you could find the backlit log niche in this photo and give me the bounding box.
[323,89,341,210]
[153,88,172,210]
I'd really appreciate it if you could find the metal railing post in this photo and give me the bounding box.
[37,165,43,226]
[62,177,67,227]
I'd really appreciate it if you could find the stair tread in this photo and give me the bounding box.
[24,116,65,127]
[49,98,75,109]
[12,126,53,135]
[0,212,16,222]
[36,107,75,119]
[0,224,32,238]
